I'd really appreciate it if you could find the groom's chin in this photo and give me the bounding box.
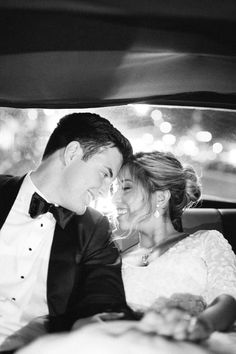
[74,205,87,215]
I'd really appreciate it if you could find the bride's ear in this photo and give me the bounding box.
[155,190,171,209]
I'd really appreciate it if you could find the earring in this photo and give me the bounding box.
[154,204,160,218]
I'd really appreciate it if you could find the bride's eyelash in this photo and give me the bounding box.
[123,186,131,191]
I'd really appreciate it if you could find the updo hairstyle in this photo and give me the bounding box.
[123,151,201,231]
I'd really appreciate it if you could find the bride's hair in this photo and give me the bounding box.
[118,151,201,232]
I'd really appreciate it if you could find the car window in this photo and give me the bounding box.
[0,106,235,202]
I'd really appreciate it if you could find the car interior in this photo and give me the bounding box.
[0,1,236,254]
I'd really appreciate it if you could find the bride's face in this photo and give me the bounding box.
[112,168,149,231]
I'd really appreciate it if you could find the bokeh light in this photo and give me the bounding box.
[43,109,56,116]
[129,104,150,116]
[0,128,14,149]
[228,149,236,166]
[160,121,172,133]
[178,138,199,157]
[162,134,176,146]
[196,131,212,142]
[151,109,163,122]
[142,133,154,145]
[152,140,166,151]
[212,142,223,154]
[27,109,38,120]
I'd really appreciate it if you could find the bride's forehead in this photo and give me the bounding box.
[118,165,132,179]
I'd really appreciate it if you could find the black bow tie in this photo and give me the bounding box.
[28,192,74,229]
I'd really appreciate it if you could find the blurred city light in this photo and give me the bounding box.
[46,114,61,132]
[142,133,154,145]
[43,109,56,116]
[212,142,223,154]
[196,131,212,142]
[208,152,217,160]
[160,121,172,133]
[131,138,145,152]
[151,109,163,122]
[152,140,166,151]
[129,104,150,116]
[0,128,14,149]
[162,134,176,146]
[178,138,199,156]
[27,109,38,120]
[228,149,236,166]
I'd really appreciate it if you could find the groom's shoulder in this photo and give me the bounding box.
[0,173,14,183]
[74,207,111,235]
[74,207,114,245]
[79,206,108,225]
[0,174,24,188]
[73,207,111,241]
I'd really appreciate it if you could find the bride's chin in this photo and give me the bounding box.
[117,222,129,232]
[116,215,132,230]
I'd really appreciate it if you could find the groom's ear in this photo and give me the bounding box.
[63,141,83,165]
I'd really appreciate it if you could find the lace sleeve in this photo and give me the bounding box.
[202,230,236,304]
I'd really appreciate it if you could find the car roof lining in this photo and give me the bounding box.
[0,1,236,108]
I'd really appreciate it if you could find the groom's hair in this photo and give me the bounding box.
[42,112,132,162]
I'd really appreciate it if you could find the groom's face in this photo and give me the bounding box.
[59,145,123,214]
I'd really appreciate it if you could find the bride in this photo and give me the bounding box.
[112,150,236,341]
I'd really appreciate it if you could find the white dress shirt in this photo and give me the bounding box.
[0,173,56,349]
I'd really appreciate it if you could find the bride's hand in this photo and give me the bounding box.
[186,316,213,342]
[138,307,213,341]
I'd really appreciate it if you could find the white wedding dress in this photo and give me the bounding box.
[122,230,236,311]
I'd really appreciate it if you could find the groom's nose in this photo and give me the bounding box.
[111,189,122,204]
[98,181,111,198]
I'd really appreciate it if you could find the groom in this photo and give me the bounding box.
[0,112,134,352]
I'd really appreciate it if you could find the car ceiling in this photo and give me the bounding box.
[0,0,236,109]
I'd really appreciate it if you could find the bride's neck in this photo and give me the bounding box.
[138,218,180,249]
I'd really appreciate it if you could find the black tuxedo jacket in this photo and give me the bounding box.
[0,174,132,331]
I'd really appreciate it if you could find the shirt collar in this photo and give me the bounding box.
[17,172,50,212]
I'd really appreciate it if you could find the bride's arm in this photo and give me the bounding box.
[194,294,236,332]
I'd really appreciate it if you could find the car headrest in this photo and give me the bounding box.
[182,208,236,253]
[182,208,223,234]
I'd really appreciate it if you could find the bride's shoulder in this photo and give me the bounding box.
[190,229,225,241]
[172,229,222,250]
[184,230,231,253]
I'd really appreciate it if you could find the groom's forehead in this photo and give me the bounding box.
[86,146,123,169]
